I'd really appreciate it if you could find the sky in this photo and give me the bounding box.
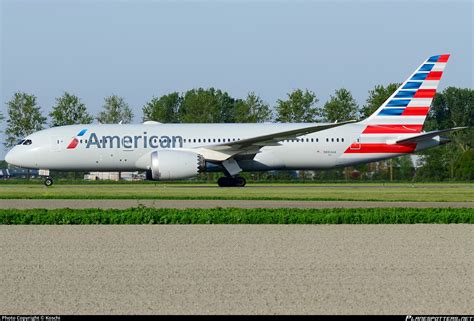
[0,0,473,158]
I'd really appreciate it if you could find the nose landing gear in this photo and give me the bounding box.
[217,176,246,187]
[43,176,54,187]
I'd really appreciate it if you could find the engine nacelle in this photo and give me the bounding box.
[146,150,205,181]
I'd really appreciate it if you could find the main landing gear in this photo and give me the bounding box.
[43,176,54,187]
[217,176,246,187]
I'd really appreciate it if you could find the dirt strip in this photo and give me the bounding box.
[1,225,472,314]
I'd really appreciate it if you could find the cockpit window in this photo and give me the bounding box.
[17,139,25,145]
[23,139,32,145]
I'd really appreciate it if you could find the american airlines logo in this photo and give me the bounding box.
[67,129,184,149]
[67,129,88,149]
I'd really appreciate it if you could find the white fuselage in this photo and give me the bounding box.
[5,122,440,173]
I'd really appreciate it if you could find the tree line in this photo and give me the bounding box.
[1,85,472,181]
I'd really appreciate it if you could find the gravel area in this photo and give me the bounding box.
[0,225,472,314]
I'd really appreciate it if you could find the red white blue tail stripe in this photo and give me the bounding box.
[343,54,450,157]
[363,54,449,127]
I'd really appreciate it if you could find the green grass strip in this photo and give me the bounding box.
[0,207,472,224]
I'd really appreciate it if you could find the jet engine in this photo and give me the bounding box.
[145,150,205,180]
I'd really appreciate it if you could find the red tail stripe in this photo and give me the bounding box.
[426,71,443,80]
[344,143,416,154]
[438,54,450,63]
[402,107,430,116]
[414,89,436,98]
[363,125,423,134]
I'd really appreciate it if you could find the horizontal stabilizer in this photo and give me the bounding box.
[395,127,467,144]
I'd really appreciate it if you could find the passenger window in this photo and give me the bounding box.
[336,138,339,142]
[193,139,196,143]
[331,138,334,142]
[342,138,344,142]
[218,139,221,142]
[316,138,319,142]
[326,138,329,142]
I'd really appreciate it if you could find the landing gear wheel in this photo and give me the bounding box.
[217,176,246,187]
[217,177,231,187]
[44,177,53,187]
[234,177,246,187]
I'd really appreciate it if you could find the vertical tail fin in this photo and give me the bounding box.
[361,54,450,133]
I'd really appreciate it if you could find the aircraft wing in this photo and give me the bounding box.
[196,120,356,161]
[395,127,468,144]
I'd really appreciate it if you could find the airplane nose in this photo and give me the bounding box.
[5,150,12,163]
[5,149,18,166]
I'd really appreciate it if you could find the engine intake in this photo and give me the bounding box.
[146,150,205,181]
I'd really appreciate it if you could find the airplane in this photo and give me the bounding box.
[5,54,466,187]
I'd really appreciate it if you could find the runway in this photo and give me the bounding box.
[1,225,472,314]
[0,199,472,209]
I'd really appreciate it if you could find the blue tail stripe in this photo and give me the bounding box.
[378,108,404,116]
[386,99,410,107]
[411,73,428,81]
[403,82,422,89]
[427,55,440,63]
[419,64,434,72]
[394,91,416,99]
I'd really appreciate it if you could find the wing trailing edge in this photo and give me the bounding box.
[197,120,356,161]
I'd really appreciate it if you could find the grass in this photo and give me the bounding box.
[1,179,471,185]
[0,207,472,224]
[0,183,472,202]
